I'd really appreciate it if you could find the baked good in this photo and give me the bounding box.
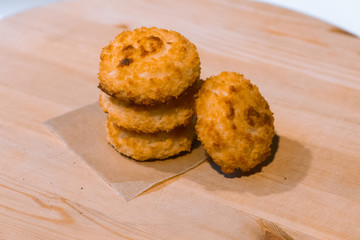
[98,27,200,105]
[106,118,196,161]
[195,72,274,173]
[99,79,201,133]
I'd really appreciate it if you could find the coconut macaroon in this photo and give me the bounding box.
[195,72,274,173]
[98,27,200,105]
[99,79,202,133]
[106,118,196,161]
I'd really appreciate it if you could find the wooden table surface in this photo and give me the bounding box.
[1,0,360,239]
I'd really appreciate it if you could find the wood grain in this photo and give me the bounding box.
[0,0,359,239]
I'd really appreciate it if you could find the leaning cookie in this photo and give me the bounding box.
[106,118,196,161]
[98,26,200,105]
[99,79,202,133]
[195,72,274,173]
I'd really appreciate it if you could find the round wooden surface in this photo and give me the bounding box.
[0,0,359,239]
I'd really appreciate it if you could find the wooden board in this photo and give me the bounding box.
[1,0,360,239]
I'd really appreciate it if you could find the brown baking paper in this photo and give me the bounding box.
[44,102,207,201]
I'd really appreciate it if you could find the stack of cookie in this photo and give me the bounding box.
[98,27,201,161]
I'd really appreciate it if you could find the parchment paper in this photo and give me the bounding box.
[44,102,207,201]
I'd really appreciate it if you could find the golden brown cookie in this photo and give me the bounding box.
[98,27,200,105]
[195,72,274,173]
[106,118,196,161]
[99,79,202,133]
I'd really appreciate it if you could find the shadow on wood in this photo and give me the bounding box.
[188,134,312,196]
